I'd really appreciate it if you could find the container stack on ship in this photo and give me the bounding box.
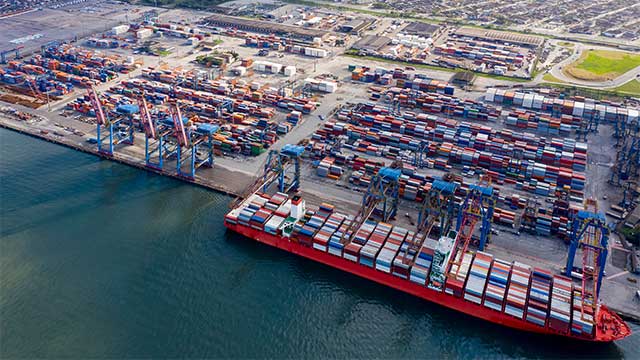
[225,152,631,342]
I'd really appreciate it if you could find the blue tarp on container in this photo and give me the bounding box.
[576,210,606,222]
[378,167,402,181]
[281,144,305,157]
[116,104,139,114]
[469,184,494,197]
[196,123,220,135]
[432,179,458,194]
[160,116,189,127]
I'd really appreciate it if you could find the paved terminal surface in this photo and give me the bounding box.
[0,0,157,54]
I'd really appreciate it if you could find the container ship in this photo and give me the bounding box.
[224,191,631,342]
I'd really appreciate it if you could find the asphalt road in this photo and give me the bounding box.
[541,43,640,88]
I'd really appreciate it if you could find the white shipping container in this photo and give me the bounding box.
[112,24,129,35]
[322,81,337,93]
[284,66,296,77]
[523,94,534,108]
[136,28,153,39]
[485,88,496,102]
[572,102,585,117]
[532,95,544,109]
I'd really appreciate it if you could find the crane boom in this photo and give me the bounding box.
[447,176,494,276]
[403,179,457,264]
[339,166,401,245]
[87,86,106,125]
[565,199,609,320]
[170,103,188,146]
[138,96,156,139]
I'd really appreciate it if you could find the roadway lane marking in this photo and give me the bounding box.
[607,270,629,280]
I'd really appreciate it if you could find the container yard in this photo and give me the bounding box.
[1,0,639,356]
[353,25,542,79]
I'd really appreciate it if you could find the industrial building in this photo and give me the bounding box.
[450,71,476,86]
[402,22,442,38]
[454,27,545,48]
[204,14,331,43]
[352,35,391,53]
[339,18,373,35]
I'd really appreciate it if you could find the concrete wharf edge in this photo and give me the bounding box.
[0,120,242,198]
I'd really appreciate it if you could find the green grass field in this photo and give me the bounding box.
[564,50,640,81]
[542,73,565,83]
[540,80,639,100]
[558,41,574,48]
[612,79,640,97]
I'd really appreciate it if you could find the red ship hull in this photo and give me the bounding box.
[225,221,631,342]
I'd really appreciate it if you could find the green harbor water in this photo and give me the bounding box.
[1,128,638,358]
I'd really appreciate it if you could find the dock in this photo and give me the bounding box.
[0,109,250,198]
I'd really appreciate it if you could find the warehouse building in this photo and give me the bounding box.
[339,18,374,35]
[402,22,442,38]
[205,14,331,43]
[454,27,544,48]
[352,35,391,53]
[450,71,476,86]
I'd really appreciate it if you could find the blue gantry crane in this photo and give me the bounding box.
[339,164,402,244]
[413,140,430,168]
[417,178,458,235]
[167,103,218,179]
[402,176,458,263]
[261,144,304,193]
[86,87,138,156]
[564,199,609,319]
[138,95,172,170]
[0,46,23,64]
[365,165,402,222]
[455,175,496,252]
[577,109,602,142]
[613,113,626,145]
[610,120,640,186]
[230,143,304,209]
[446,176,495,278]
